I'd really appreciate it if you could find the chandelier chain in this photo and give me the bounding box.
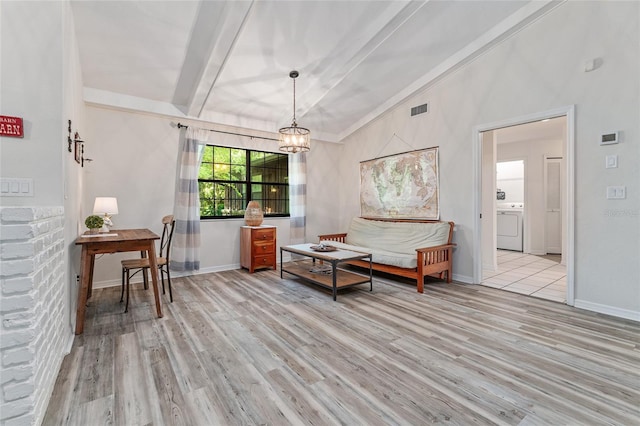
[292,76,297,124]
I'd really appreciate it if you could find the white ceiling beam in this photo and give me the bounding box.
[297,0,428,120]
[172,0,255,117]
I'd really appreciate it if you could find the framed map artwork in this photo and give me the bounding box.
[360,147,439,219]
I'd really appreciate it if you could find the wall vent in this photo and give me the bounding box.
[410,103,429,117]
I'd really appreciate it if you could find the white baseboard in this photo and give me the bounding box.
[184,263,240,276]
[91,262,247,288]
[92,278,123,289]
[528,250,546,255]
[574,299,640,322]
[452,273,473,284]
[91,262,473,289]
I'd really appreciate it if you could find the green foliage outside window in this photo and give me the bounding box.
[198,146,290,219]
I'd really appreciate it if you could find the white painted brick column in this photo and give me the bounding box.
[0,207,67,426]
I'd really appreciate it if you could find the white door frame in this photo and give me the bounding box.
[472,105,575,305]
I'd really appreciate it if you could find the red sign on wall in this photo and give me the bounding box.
[0,115,24,138]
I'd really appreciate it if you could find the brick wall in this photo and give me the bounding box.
[0,207,69,426]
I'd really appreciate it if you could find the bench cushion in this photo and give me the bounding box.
[343,217,450,255]
[317,241,417,269]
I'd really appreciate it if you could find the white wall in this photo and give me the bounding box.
[83,106,342,286]
[0,1,85,424]
[339,2,639,317]
[0,3,64,207]
[496,160,524,203]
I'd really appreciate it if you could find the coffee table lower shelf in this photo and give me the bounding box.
[281,261,372,300]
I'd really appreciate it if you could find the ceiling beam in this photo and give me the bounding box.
[172,0,254,117]
[296,0,428,121]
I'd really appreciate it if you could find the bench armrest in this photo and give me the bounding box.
[318,233,347,243]
[415,243,456,254]
[415,243,456,291]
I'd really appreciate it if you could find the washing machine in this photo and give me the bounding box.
[497,203,523,251]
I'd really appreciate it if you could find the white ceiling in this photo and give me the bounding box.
[71,0,558,142]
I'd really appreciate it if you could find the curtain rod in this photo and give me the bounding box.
[176,123,279,142]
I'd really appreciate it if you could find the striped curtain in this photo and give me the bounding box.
[171,127,209,272]
[289,153,307,244]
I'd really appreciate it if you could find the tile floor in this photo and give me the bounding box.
[482,250,566,303]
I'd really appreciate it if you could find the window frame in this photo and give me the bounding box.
[198,145,290,220]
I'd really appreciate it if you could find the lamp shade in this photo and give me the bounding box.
[278,123,310,153]
[93,197,119,215]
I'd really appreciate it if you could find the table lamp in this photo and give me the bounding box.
[93,197,119,233]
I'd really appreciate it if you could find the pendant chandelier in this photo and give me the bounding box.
[278,70,310,153]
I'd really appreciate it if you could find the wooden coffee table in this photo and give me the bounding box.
[280,243,373,300]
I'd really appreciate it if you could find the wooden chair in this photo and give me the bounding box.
[120,215,175,312]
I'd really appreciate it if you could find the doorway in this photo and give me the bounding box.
[472,106,575,306]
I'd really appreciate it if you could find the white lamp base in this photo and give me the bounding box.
[99,215,113,233]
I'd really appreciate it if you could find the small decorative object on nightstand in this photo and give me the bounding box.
[240,225,276,273]
[244,200,264,226]
[84,215,104,234]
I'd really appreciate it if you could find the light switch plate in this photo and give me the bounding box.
[0,178,33,197]
[605,155,618,168]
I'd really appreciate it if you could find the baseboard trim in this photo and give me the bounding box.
[452,273,473,284]
[574,299,640,322]
[182,263,241,276]
[91,263,244,288]
[92,260,473,289]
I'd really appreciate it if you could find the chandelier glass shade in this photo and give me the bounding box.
[278,70,310,153]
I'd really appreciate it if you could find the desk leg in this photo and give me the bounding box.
[147,243,163,318]
[87,253,95,299]
[75,248,94,335]
[141,250,149,290]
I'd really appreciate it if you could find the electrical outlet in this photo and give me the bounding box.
[606,186,626,199]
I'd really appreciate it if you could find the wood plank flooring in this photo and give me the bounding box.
[43,269,640,425]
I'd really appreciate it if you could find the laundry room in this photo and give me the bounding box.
[494,117,566,258]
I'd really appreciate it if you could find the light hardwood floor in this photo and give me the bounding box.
[43,269,640,425]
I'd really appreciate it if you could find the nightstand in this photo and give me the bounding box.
[240,225,277,273]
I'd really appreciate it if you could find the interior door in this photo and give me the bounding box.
[545,157,562,254]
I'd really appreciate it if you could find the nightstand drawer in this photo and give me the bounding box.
[254,228,275,241]
[253,254,275,268]
[253,240,274,254]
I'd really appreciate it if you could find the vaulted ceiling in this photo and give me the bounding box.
[71,0,558,142]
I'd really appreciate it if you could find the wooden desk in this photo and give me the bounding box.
[75,229,163,334]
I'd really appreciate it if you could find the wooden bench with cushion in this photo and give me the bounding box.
[318,217,455,293]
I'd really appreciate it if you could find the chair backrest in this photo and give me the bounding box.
[159,214,176,259]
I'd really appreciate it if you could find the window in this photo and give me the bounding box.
[198,146,289,219]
